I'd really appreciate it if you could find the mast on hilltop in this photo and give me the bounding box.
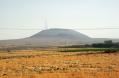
[44,19,48,30]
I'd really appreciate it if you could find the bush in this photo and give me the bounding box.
[104,49,117,53]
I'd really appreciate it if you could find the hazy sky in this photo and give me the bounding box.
[0,0,119,40]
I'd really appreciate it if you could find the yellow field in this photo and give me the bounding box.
[0,50,119,78]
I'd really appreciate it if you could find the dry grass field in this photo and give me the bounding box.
[0,50,119,78]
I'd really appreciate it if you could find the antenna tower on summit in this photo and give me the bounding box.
[44,19,48,30]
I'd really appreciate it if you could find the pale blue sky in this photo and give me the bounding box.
[0,0,119,40]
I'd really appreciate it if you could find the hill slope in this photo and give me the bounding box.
[0,28,118,49]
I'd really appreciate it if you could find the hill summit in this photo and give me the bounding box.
[29,28,91,45]
[31,28,90,40]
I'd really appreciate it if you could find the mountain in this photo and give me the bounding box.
[29,28,91,43]
[0,28,119,50]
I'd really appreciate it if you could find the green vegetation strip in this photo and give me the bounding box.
[60,48,119,52]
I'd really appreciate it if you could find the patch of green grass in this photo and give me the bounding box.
[60,48,119,53]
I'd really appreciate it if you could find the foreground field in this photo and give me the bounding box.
[0,50,119,78]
